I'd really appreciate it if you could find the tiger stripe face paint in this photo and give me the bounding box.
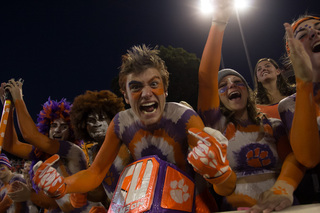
[292,19,320,74]
[124,68,167,126]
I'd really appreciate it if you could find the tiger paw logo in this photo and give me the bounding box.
[169,179,190,204]
[235,143,276,173]
[246,147,271,167]
[104,171,115,186]
[272,186,288,195]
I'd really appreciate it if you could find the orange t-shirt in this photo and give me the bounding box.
[257,103,280,119]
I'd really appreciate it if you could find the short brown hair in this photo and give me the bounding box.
[118,44,169,93]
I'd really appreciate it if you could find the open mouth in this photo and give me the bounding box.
[140,102,158,114]
[53,136,62,140]
[228,91,241,100]
[312,41,320,52]
[261,71,269,76]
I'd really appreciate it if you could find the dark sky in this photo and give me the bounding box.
[1,0,320,120]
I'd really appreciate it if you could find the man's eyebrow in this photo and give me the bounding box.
[148,76,161,83]
[128,80,142,87]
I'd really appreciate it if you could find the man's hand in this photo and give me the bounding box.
[3,78,24,103]
[7,181,31,202]
[246,180,293,213]
[33,154,66,199]
[187,127,231,184]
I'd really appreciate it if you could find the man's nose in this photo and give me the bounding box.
[141,86,152,98]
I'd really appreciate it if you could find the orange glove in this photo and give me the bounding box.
[188,127,232,184]
[70,193,87,208]
[33,154,66,199]
[89,206,107,213]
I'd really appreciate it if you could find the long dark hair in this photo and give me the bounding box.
[254,58,295,105]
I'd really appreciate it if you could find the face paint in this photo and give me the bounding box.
[218,82,246,94]
[272,186,288,195]
[124,68,167,126]
[49,118,70,141]
[86,112,110,142]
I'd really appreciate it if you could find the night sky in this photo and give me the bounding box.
[1,0,320,120]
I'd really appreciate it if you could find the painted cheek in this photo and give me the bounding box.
[219,86,228,94]
[236,83,247,90]
[132,91,142,100]
[152,87,165,96]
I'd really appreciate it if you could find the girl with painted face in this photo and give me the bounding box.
[187,0,306,212]
[0,79,100,213]
[279,15,320,204]
[254,58,295,119]
[280,15,320,167]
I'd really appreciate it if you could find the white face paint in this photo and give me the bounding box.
[49,118,70,141]
[86,112,110,143]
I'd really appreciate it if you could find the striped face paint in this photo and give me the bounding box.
[125,68,167,127]
[128,78,165,100]
[219,82,246,94]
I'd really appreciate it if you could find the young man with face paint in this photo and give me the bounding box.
[186,0,306,212]
[278,15,320,204]
[0,80,100,213]
[70,90,132,209]
[32,45,220,213]
[0,153,28,212]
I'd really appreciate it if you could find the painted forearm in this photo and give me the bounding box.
[198,23,226,111]
[290,78,320,167]
[14,99,60,155]
[277,152,306,191]
[212,171,237,196]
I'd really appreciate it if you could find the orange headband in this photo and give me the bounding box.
[286,16,320,54]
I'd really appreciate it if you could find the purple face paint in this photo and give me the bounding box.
[218,82,246,94]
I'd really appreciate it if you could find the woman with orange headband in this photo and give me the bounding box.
[279,15,320,203]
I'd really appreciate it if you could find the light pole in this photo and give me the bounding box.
[235,8,254,84]
[199,0,254,83]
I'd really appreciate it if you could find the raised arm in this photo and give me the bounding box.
[0,83,32,159]
[198,0,233,112]
[283,23,320,167]
[5,79,60,155]
[64,120,121,194]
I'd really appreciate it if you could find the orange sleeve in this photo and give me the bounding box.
[290,78,320,168]
[212,171,237,196]
[277,152,306,190]
[186,114,205,149]
[64,120,121,194]
[198,23,226,112]
[2,106,32,159]
[14,99,60,155]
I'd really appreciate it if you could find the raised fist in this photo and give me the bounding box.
[187,127,232,184]
[33,154,66,199]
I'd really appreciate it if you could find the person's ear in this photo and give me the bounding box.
[122,91,129,104]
